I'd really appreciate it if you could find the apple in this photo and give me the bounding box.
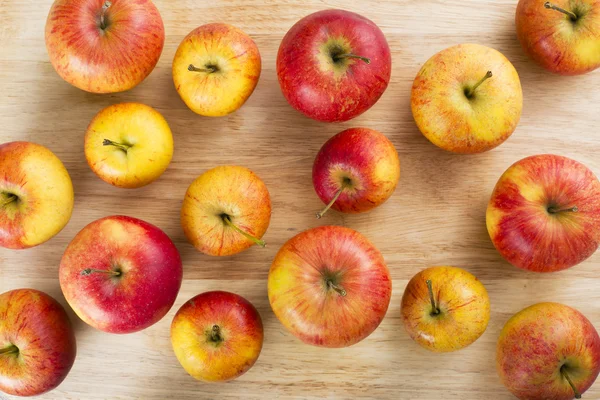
[181,166,271,256]
[277,9,391,122]
[313,127,400,218]
[45,0,165,93]
[516,0,600,75]
[84,103,174,188]
[59,215,182,333]
[497,302,600,399]
[400,266,490,352]
[411,43,523,153]
[0,141,74,249]
[268,225,392,347]
[173,23,261,117]
[487,154,600,272]
[171,291,263,382]
[0,289,76,397]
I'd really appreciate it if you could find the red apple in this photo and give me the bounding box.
[0,289,76,397]
[268,225,392,347]
[487,154,600,272]
[59,215,182,333]
[277,9,391,122]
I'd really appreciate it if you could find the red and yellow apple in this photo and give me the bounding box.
[0,141,74,249]
[487,154,600,272]
[59,215,182,333]
[268,225,392,348]
[171,291,263,382]
[0,289,76,397]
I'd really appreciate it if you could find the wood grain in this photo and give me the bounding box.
[1,0,600,399]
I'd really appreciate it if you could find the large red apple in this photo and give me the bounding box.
[59,215,182,333]
[277,9,391,122]
[487,154,600,272]
[268,225,392,347]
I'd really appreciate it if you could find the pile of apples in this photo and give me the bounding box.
[1,0,600,399]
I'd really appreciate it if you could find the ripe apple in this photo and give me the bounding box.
[0,141,74,249]
[497,302,600,399]
[268,225,392,347]
[400,266,490,352]
[411,44,523,153]
[516,0,600,75]
[59,215,182,333]
[487,154,600,272]
[277,9,391,122]
[45,0,164,93]
[173,23,261,117]
[0,289,76,397]
[171,291,263,382]
[313,127,400,218]
[181,166,271,256]
[84,103,174,188]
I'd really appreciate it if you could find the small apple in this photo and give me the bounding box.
[0,289,76,397]
[173,23,261,117]
[181,166,271,256]
[411,43,523,153]
[277,9,391,122]
[516,0,600,75]
[0,141,74,249]
[171,291,263,382]
[59,215,182,333]
[45,0,164,93]
[268,225,392,347]
[313,127,400,218]
[84,103,174,188]
[487,154,600,272]
[400,266,490,352]
[497,302,600,399]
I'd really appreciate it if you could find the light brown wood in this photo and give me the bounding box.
[1,0,599,399]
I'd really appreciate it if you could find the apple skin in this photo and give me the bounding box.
[84,103,174,188]
[268,225,392,348]
[400,266,490,352]
[497,302,600,400]
[181,166,271,256]
[45,0,165,93]
[277,9,391,122]
[487,154,600,272]
[411,43,523,153]
[0,289,76,397]
[171,291,263,382]
[0,141,74,249]
[173,23,261,117]
[516,0,600,75]
[59,215,182,334]
[313,127,400,215]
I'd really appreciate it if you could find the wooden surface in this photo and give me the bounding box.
[1,0,599,399]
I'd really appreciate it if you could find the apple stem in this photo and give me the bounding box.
[426,280,440,315]
[548,206,578,214]
[211,325,222,342]
[103,139,131,152]
[0,345,18,356]
[1,194,17,207]
[81,268,121,277]
[188,64,217,73]
[333,53,371,65]
[544,2,578,21]
[100,1,111,30]
[223,215,266,248]
[465,71,493,98]
[561,366,582,399]
[316,185,347,219]
[327,280,347,297]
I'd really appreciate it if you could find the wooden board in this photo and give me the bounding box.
[1,0,600,398]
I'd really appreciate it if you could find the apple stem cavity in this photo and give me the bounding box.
[544,2,578,21]
[1,194,17,207]
[81,268,122,277]
[0,345,19,356]
[561,365,582,399]
[327,280,347,297]
[103,139,131,152]
[548,205,578,214]
[100,1,112,30]
[426,280,441,316]
[211,325,223,342]
[333,53,371,65]
[465,71,493,99]
[188,64,218,74]
[222,215,266,248]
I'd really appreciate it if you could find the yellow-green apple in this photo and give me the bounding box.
[0,141,74,249]
[181,166,271,256]
[268,226,391,347]
[400,266,490,352]
[84,103,173,188]
[277,9,391,122]
[313,127,400,218]
[411,44,523,153]
[516,0,600,75]
[487,154,600,272]
[171,291,263,382]
[45,0,164,93]
[497,302,600,399]
[59,215,182,333]
[0,289,76,397]
[173,23,261,117]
